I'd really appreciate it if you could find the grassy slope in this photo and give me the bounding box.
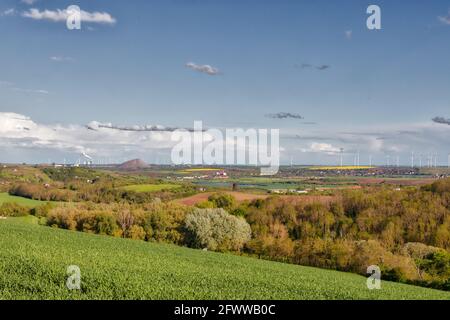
[0,166,52,184]
[0,193,48,207]
[1,219,449,300]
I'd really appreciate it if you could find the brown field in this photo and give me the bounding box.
[175,191,335,206]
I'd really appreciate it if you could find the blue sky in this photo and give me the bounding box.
[1,0,450,165]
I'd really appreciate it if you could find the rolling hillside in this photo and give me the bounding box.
[1,218,449,300]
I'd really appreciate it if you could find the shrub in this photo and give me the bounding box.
[208,193,236,211]
[31,202,54,218]
[46,206,77,230]
[95,213,119,236]
[417,251,450,280]
[430,178,450,194]
[184,208,251,252]
[129,225,146,240]
[195,200,215,209]
[0,203,31,217]
[142,202,190,244]
[231,207,246,217]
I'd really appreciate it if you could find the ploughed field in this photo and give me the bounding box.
[1,218,449,300]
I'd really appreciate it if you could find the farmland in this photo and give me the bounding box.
[119,184,182,192]
[309,166,375,171]
[1,217,449,300]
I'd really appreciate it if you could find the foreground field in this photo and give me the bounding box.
[0,192,48,207]
[1,218,449,300]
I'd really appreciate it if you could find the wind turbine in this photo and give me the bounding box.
[357,150,360,167]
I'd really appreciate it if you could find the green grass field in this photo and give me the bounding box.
[0,193,48,207]
[1,218,449,300]
[120,184,182,192]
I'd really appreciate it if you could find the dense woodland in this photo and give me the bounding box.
[1,168,450,291]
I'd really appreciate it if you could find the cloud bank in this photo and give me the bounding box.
[0,113,182,159]
[2,113,450,165]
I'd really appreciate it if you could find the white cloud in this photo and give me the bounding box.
[50,56,74,62]
[0,81,48,94]
[301,142,341,155]
[21,0,39,5]
[11,87,49,94]
[86,121,195,132]
[0,81,13,87]
[186,62,220,75]
[438,13,450,25]
[22,8,116,25]
[2,8,16,16]
[345,30,352,40]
